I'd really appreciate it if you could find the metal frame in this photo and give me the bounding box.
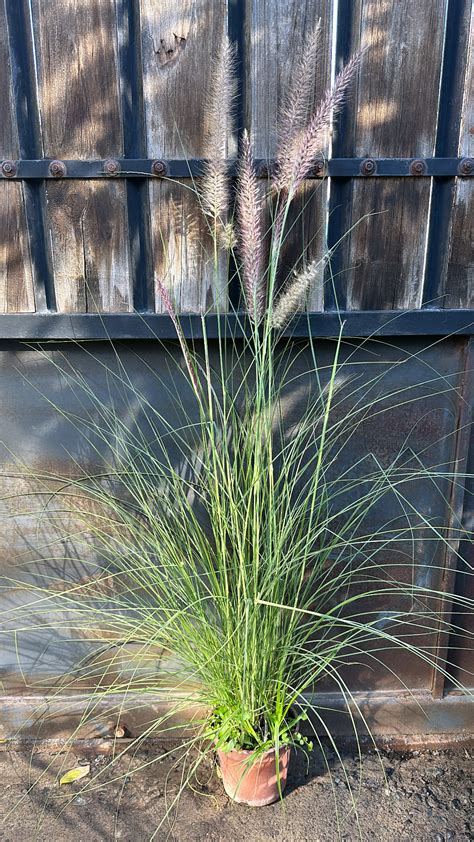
[0,310,472,340]
[1,157,472,180]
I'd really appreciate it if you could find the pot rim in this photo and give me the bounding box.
[217,744,290,758]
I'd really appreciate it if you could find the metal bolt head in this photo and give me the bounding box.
[458,157,473,175]
[312,159,326,177]
[1,160,17,178]
[49,160,67,178]
[360,158,376,175]
[104,158,120,175]
[409,159,426,176]
[151,160,167,176]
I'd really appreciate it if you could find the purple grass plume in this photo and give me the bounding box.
[201,36,237,248]
[236,130,266,322]
[274,51,362,197]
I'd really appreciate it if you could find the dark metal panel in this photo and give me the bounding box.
[116,0,154,313]
[228,0,246,309]
[324,0,354,311]
[4,0,56,313]
[0,310,473,340]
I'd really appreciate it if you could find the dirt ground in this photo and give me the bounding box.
[0,743,472,842]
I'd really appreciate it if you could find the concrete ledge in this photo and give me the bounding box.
[1,690,472,750]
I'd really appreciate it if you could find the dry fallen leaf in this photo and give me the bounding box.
[59,764,90,785]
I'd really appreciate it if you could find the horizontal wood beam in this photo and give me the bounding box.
[1,158,472,180]
[0,311,473,341]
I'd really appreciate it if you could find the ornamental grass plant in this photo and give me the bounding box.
[1,25,473,838]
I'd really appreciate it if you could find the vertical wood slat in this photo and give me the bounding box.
[140,0,229,314]
[247,0,333,312]
[30,0,132,313]
[0,0,34,313]
[331,0,448,311]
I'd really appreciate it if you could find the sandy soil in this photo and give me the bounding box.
[0,744,472,841]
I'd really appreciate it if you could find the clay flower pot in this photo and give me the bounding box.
[217,745,291,806]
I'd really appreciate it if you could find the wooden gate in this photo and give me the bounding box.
[0,0,473,745]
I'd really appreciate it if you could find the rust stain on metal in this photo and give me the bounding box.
[458,158,473,175]
[360,158,376,175]
[151,159,167,176]
[103,158,121,176]
[49,160,67,178]
[409,159,427,176]
[1,160,17,178]
[311,159,326,177]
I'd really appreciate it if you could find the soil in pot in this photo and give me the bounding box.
[217,746,291,807]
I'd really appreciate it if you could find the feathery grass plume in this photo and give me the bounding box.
[236,129,266,322]
[274,20,322,187]
[275,51,362,197]
[271,254,328,329]
[156,277,199,393]
[200,36,236,245]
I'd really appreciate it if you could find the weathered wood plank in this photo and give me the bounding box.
[46,182,131,312]
[0,1,35,313]
[0,0,17,158]
[140,0,228,313]
[339,0,448,310]
[247,1,333,311]
[0,183,35,313]
[445,6,473,308]
[30,0,132,312]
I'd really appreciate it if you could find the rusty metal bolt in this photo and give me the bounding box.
[409,158,427,176]
[49,160,67,178]
[104,158,121,176]
[1,160,17,178]
[151,159,167,177]
[312,159,326,177]
[458,157,473,176]
[360,158,376,176]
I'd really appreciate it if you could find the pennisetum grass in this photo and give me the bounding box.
[0,23,472,841]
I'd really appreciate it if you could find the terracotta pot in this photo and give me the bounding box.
[217,745,291,806]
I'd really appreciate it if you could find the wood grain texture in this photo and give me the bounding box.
[0,2,35,313]
[445,7,473,308]
[30,0,131,312]
[0,1,18,158]
[140,0,228,313]
[247,1,333,311]
[340,0,447,310]
[0,183,35,313]
[46,181,131,312]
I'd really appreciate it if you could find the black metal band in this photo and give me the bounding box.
[0,310,472,341]
[1,158,472,180]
